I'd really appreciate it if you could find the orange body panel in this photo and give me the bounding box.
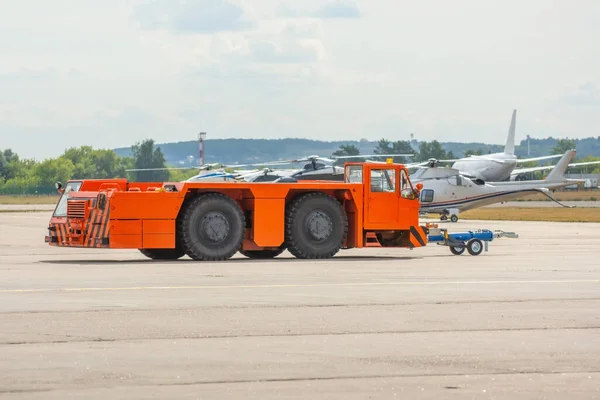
[109,192,184,220]
[110,234,143,249]
[45,163,427,254]
[252,198,285,247]
[142,220,176,249]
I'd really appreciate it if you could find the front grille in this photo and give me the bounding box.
[67,200,87,219]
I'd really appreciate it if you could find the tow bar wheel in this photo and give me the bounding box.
[467,239,483,256]
[449,246,465,255]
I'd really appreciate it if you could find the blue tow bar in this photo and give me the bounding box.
[426,227,518,256]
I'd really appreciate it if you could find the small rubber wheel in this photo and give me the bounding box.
[177,193,245,261]
[285,192,348,259]
[450,215,459,223]
[467,239,483,256]
[440,215,448,221]
[449,246,465,255]
[239,246,286,259]
[139,248,185,260]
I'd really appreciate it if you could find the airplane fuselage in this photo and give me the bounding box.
[415,174,577,215]
[451,152,517,181]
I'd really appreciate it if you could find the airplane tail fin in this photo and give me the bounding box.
[545,149,576,182]
[504,109,516,155]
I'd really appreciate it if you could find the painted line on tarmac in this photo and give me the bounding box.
[1,279,599,294]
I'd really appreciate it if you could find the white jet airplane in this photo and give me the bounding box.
[436,110,563,181]
[411,149,584,222]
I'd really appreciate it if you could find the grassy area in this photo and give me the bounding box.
[449,207,600,222]
[513,190,598,201]
[0,209,51,213]
[0,195,59,205]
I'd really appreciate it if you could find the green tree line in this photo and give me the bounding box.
[331,139,457,164]
[0,139,196,195]
[2,137,598,196]
[330,138,600,174]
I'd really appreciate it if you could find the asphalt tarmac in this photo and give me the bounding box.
[0,211,599,399]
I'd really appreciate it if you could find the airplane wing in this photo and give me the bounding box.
[446,155,513,165]
[333,153,414,160]
[511,160,600,176]
[515,154,564,163]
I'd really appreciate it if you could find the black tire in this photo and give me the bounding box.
[450,215,459,223]
[177,193,246,261]
[449,246,465,255]
[467,239,483,256]
[284,192,348,259]
[139,248,185,260]
[239,246,286,259]
[440,215,448,221]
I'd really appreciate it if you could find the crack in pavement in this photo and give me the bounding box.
[2,325,599,346]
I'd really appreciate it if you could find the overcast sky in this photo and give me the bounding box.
[2,0,599,160]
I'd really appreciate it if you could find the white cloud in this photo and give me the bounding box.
[132,0,255,34]
[277,0,361,19]
[560,82,600,106]
[2,0,600,160]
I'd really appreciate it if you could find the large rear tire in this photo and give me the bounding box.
[139,248,186,260]
[177,193,245,261]
[284,192,348,259]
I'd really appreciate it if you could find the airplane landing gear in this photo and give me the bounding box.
[440,209,459,223]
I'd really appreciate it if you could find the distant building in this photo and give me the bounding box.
[563,173,599,190]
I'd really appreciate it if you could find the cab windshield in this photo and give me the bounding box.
[53,181,82,217]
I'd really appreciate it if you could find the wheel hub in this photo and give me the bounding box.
[470,241,481,252]
[304,209,333,241]
[200,211,230,243]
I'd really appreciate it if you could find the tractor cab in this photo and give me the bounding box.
[344,160,423,230]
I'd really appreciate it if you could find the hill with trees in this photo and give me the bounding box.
[113,136,600,167]
[2,136,599,195]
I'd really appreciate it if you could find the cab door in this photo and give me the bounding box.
[364,166,400,229]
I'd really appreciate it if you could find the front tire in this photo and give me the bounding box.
[177,193,246,261]
[284,192,348,259]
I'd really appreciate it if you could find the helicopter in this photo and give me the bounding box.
[126,153,415,183]
[410,149,585,222]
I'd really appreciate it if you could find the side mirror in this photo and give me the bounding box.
[97,193,107,211]
[55,181,64,194]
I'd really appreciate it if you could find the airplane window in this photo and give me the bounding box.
[420,189,434,203]
[456,176,462,186]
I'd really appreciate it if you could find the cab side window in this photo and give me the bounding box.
[370,169,396,192]
[400,170,408,191]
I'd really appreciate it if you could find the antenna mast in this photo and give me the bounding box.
[199,132,207,166]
